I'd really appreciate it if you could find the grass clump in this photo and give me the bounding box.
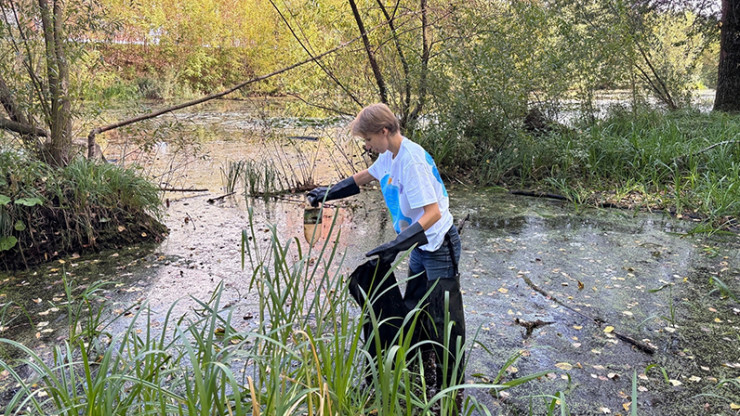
[420,107,740,229]
[0,152,166,269]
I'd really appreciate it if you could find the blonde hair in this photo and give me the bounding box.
[351,103,400,137]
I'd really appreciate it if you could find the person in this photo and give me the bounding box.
[307,103,466,397]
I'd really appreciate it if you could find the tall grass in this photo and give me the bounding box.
[0,207,558,415]
[0,152,165,269]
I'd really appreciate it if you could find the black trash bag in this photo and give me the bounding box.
[348,259,416,368]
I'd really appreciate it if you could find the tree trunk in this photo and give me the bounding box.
[714,0,740,113]
[348,0,388,104]
[38,0,72,166]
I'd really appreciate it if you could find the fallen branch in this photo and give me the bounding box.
[514,317,555,339]
[510,190,568,201]
[207,192,236,204]
[520,275,656,354]
[674,140,740,163]
[160,187,209,192]
[87,36,365,158]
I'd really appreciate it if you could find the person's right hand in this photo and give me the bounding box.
[306,186,328,207]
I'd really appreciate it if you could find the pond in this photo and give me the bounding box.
[1,99,738,414]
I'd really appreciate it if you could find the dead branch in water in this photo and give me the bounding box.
[160,187,209,192]
[520,274,656,354]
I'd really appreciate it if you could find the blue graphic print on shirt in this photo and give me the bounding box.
[425,152,448,197]
[380,174,413,233]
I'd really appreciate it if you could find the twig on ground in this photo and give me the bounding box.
[520,275,656,354]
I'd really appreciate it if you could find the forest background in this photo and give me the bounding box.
[0,0,738,264]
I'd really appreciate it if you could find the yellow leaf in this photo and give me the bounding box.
[730,403,740,410]
[604,326,614,333]
[498,288,509,294]
[573,325,583,330]
[555,362,573,371]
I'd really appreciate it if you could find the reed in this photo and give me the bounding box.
[0,208,557,415]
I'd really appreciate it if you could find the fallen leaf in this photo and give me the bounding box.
[118,226,126,232]
[638,386,648,392]
[604,326,614,334]
[498,288,509,294]
[622,311,633,316]
[573,325,583,330]
[608,372,619,379]
[689,376,701,382]
[598,407,611,414]
[730,403,740,410]
[32,298,42,304]
[623,403,631,411]
[669,379,683,386]
[555,362,573,371]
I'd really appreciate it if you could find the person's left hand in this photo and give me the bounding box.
[365,222,428,265]
[366,242,399,265]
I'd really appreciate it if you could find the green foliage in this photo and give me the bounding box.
[454,107,740,228]
[0,151,165,268]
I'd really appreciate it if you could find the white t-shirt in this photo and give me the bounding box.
[368,137,453,251]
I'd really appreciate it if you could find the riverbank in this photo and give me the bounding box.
[0,152,166,270]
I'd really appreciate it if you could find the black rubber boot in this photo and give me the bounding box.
[423,276,466,390]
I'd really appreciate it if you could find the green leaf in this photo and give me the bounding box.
[0,195,10,206]
[0,236,17,251]
[14,221,26,232]
[14,197,43,207]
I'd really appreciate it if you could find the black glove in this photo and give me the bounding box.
[366,222,428,264]
[306,176,360,207]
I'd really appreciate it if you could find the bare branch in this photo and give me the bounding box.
[0,117,49,137]
[349,0,388,104]
[268,0,364,108]
[87,36,363,157]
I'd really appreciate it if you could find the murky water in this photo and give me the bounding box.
[1,100,738,414]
